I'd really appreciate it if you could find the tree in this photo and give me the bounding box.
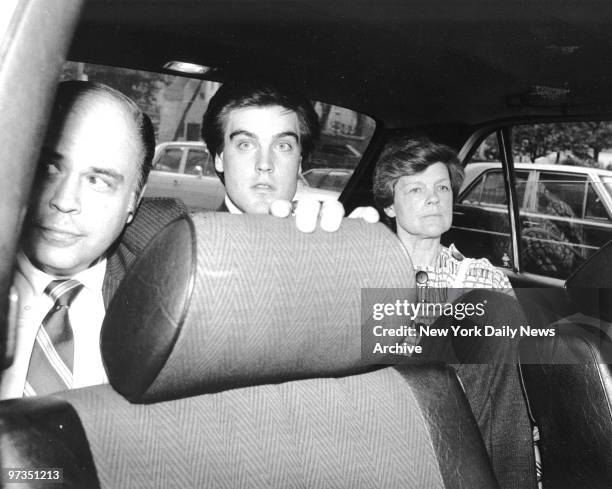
[61,62,168,132]
[511,122,612,166]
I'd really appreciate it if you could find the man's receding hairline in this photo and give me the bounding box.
[64,90,145,155]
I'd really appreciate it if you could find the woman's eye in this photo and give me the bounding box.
[439,184,451,192]
[407,187,421,193]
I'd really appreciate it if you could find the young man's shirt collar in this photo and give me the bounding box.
[224,194,243,214]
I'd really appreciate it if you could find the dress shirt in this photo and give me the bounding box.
[0,252,108,399]
[224,194,242,214]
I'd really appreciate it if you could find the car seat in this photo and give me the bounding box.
[519,240,612,489]
[0,213,500,488]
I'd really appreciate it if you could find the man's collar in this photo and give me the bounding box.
[17,251,107,296]
[224,195,243,214]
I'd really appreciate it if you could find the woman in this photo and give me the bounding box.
[373,136,510,293]
[373,136,538,489]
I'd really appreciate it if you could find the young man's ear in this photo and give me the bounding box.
[214,153,224,173]
[384,205,396,218]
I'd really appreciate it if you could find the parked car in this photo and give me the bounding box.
[145,141,224,210]
[446,162,612,281]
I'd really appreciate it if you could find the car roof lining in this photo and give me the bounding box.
[71,0,612,129]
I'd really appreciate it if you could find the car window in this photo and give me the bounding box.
[156,148,183,173]
[302,170,326,187]
[585,185,609,220]
[60,61,376,205]
[480,171,507,206]
[535,172,586,217]
[511,122,612,280]
[185,149,214,176]
[302,169,353,192]
[321,172,352,191]
[444,136,513,269]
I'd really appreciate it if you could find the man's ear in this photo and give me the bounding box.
[384,205,396,218]
[126,186,145,225]
[214,153,224,173]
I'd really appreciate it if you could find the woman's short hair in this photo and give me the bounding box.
[373,136,464,210]
[201,81,320,163]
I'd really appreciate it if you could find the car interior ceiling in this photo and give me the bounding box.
[72,0,612,128]
[4,1,612,488]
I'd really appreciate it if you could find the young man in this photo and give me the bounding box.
[0,81,186,398]
[201,81,378,231]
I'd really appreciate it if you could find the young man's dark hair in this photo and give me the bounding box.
[201,81,320,166]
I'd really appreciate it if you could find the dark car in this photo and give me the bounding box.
[2,1,612,488]
[446,162,612,281]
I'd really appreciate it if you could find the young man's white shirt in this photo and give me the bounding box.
[0,252,108,399]
[224,194,243,214]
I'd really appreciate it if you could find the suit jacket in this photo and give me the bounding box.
[102,197,188,307]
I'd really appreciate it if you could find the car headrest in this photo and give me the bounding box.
[101,213,416,404]
[565,239,612,322]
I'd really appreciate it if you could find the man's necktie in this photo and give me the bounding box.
[23,279,84,396]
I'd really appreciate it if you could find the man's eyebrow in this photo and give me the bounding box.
[89,167,124,182]
[228,130,300,141]
[229,130,257,140]
[274,131,299,141]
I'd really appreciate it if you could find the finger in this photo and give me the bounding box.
[348,206,380,223]
[269,199,293,218]
[319,200,345,232]
[294,198,321,233]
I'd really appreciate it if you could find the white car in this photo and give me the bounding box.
[144,141,224,210]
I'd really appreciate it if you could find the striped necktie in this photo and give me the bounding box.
[23,279,84,396]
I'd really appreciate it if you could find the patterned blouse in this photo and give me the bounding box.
[414,243,511,290]
[412,243,513,318]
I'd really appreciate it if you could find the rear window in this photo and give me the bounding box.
[60,62,375,206]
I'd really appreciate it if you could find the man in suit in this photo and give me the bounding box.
[202,81,379,231]
[0,80,186,398]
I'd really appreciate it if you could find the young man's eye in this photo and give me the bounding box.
[237,140,255,151]
[277,141,294,152]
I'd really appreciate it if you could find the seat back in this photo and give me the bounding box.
[1,364,499,489]
[0,214,500,488]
